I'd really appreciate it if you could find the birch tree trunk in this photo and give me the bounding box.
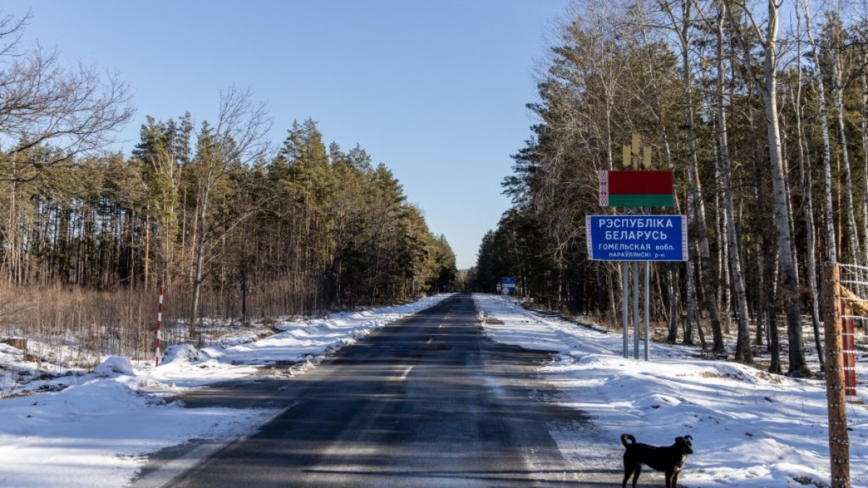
[190,174,211,336]
[862,53,868,266]
[716,1,752,363]
[765,1,809,376]
[794,5,825,366]
[661,0,725,353]
[831,36,861,263]
[660,133,684,343]
[802,0,838,264]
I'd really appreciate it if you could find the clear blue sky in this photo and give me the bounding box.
[4,0,569,269]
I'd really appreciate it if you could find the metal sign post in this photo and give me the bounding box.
[622,262,629,358]
[633,258,640,359]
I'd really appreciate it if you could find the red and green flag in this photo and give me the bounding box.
[599,170,674,207]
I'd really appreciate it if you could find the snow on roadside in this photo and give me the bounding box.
[473,293,868,488]
[4,291,865,488]
[0,294,451,488]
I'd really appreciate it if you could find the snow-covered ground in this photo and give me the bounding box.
[0,296,450,488]
[473,294,868,488]
[0,293,865,487]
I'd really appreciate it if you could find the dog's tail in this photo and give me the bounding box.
[621,433,636,447]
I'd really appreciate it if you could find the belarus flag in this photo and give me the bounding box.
[599,170,674,207]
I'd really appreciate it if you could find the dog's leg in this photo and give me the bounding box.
[622,461,640,488]
[664,469,682,488]
[630,464,642,488]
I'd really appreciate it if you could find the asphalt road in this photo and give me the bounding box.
[134,294,616,487]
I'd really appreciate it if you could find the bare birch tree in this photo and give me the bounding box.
[827,12,862,263]
[188,87,271,333]
[801,0,838,264]
[658,0,726,353]
[726,0,810,376]
[713,0,753,363]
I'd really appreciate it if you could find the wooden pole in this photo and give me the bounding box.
[821,262,850,488]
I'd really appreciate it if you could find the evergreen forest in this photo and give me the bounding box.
[473,0,867,376]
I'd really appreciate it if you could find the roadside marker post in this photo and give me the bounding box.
[156,285,163,366]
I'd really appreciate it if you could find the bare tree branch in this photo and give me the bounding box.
[0,12,135,182]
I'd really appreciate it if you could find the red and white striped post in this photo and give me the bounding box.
[156,284,164,366]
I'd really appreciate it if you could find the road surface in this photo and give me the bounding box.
[134,294,617,487]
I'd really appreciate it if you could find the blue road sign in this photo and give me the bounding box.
[586,215,687,261]
[501,276,516,293]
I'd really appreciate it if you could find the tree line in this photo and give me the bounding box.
[473,0,866,377]
[128,111,456,324]
[0,12,456,360]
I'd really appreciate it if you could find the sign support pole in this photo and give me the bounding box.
[644,259,650,360]
[631,138,639,360]
[622,262,629,358]
[633,259,640,359]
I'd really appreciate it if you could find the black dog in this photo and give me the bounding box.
[621,433,693,488]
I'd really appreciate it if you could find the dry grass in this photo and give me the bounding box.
[0,276,347,366]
